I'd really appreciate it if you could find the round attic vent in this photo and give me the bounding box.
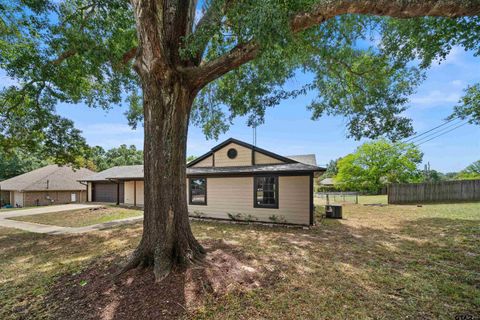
[227,148,238,159]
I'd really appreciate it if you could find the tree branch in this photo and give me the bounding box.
[192,0,235,65]
[184,0,480,90]
[183,41,260,89]
[52,50,77,65]
[122,47,138,64]
[290,0,480,33]
[51,47,137,66]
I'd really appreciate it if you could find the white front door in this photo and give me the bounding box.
[71,193,77,202]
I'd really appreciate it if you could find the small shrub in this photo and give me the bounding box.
[227,213,244,221]
[268,214,287,223]
[190,210,205,218]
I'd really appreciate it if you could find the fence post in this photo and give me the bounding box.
[356,193,358,204]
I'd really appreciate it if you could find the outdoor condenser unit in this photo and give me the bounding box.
[325,204,342,219]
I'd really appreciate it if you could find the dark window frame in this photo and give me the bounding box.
[227,148,238,159]
[189,177,207,206]
[253,175,279,209]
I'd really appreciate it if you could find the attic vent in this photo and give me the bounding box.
[227,148,237,159]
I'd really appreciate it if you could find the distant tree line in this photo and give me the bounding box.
[319,140,480,194]
[0,144,200,181]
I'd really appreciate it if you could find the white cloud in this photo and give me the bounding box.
[76,123,143,149]
[80,123,140,135]
[0,69,19,88]
[450,80,464,87]
[432,46,467,68]
[410,89,461,108]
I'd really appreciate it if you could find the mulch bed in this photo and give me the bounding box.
[44,239,274,320]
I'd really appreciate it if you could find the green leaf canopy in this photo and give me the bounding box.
[1,0,479,160]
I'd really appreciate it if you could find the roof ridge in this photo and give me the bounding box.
[187,137,297,168]
[22,165,63,191]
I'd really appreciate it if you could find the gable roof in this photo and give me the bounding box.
[287,154,317,166]
[187,137,297,167]
[80,162,323,181]
[81,165,144,181]
[188,162,323,176]
[0,165,94,191]
[320,178,335,185]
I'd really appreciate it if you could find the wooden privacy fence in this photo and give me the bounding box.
[388,180,480,204]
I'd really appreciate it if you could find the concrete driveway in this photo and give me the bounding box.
[0,204,101,219]
[0,204,142,234]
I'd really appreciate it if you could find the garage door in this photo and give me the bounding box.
[92,182,124,203]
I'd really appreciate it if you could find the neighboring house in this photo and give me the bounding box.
[82,138,324,225]
[320,178,335,186]
[82,165,143,204]
[0,165,94,207]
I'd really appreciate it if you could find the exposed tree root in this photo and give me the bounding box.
[117,240,206,282]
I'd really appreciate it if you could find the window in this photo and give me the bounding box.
[254,176,278,208]
[227,148,237,159]
[189,178,207,205]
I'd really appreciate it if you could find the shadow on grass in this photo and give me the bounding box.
[1,213,479,319]
[44,238,276,320]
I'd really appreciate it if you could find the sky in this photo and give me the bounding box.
[1,13,479,173]
[41,45,478,173]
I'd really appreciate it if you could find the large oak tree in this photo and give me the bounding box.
[1,0,480,280]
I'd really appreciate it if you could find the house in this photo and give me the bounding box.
[0,165,94,207]
[320,178,335,186]
[82,138,324,225]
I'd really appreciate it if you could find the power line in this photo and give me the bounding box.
[415,121,469,147]
[408,119,466,145]
[403,116,459,143]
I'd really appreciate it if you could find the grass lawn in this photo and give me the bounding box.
[0,201,479,319]
[8,207,143,227]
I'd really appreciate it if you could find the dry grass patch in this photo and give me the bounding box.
[8,207,143,227]
[0,201,479,319]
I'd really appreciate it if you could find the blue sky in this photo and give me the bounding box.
[1,46,478,173]
[47,46,478,173]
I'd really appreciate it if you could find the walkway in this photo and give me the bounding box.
[0,204,143,234]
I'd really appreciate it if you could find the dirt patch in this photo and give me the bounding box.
[45,239,274,320]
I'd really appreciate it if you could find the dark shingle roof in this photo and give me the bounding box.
[187,163,323,176]
[81,165,144,181]
[80,162,324,181]
[0,165,94,191]
[287,154,317,166]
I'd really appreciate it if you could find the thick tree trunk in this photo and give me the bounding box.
[121,75,205,281]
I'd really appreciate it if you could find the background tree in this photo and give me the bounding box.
[89,145,144,171]
[322,159,340,178]
[457,160,480,180]
[2,1,479,280]
[186,155,198,164]
[336,140,423,194]
[421,162,445,182]
[0,149,48,181]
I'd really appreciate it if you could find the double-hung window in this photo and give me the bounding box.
[254,176,278,208]
[189,178,207,205]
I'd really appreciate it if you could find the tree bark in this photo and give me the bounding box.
[122,0,480,282]
[121,75,205,281]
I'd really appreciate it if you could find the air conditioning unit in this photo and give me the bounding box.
[325,205,342,219]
